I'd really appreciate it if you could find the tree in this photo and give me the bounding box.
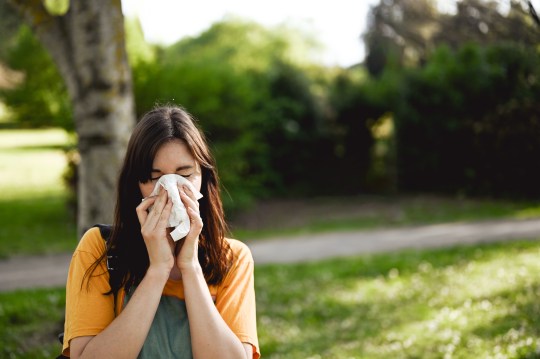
[433,0,538,50]
[363,0,441,75]
[8,0,136,235]
[364,0,539,75]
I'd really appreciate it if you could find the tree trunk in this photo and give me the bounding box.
[10,0,135,236]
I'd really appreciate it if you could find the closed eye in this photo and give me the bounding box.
[150,174,191,181]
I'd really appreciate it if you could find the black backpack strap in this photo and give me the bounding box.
[93,223,112,241]
[92,224,118,271]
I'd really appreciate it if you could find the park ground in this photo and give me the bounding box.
[1,128,540,358]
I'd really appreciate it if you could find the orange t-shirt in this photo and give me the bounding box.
[62,227,260,358]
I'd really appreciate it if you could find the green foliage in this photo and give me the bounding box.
[124,17,156,66]
[43,0,69,15]
[0,26,72,130]
[133,19,337,208]
[0,0,22,58]
[0,15,153,132]
[133,55,266,208]
[393,43,540,198]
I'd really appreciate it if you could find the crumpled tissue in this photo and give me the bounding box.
[148,174,203,241]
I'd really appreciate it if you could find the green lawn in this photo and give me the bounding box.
[0,128,77,257]
[257,240,540,358]
[2,239,540,358]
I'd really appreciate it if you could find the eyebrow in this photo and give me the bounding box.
[151,165,193,173]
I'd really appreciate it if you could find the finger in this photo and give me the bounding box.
[145,190,169,228]
[158,198,173,228]
[139,195,158,210]
[136,196,157,225]
[182,185,200,207]
[182,207,203,251]
[187,207,203,230]
[177,184,199,209]
[180,188,199,213]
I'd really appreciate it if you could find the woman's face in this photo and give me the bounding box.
[139,139,202,198]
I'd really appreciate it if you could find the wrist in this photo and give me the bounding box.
[146,264,172,282]
[179,261,203,276]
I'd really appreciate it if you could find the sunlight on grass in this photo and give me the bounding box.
[0,151,67,199]
[515,207,540,220]
[0,129,76,256]
[0,128,71,149]
[0,128,71,199]
[255,240,540,358]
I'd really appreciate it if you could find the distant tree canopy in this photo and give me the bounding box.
[364,0,539,76]
[357,0,540,198]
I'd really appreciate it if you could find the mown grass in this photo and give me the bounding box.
[0,129,77,257]
[0,288,65,359]
[2,239,540,358]
[257,240,540,358]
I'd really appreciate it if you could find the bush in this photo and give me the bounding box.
[393,43,540,198]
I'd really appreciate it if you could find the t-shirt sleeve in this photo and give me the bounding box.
[215,240,260,359]
[62,227,115,356]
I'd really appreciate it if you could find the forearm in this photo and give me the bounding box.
[182,264,247,359]
[78,267,169,359]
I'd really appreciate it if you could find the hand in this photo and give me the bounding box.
[136,188,175,273]
[175,184,204,271]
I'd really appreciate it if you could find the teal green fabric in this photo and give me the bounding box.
[124,289,193,358]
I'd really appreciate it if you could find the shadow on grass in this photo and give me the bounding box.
[0,195,76,257]
[0,288,65,359]
[2,144,71,152]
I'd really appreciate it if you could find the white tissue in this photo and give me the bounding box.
[148,174,203,241]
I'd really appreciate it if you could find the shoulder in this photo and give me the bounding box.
[224,238,254,264]
[74,226,107,259]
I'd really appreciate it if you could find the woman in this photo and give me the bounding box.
[62,106,260,358]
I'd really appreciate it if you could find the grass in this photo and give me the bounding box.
[2,239,540,358]
[230,196,540,241]
[0,288,65,359]
[257,239,540,358]
[0,128,76,257]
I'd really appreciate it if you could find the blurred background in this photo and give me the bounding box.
[1,0,540,358]
[2,0,540,211]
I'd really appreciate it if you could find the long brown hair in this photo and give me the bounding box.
[88,106,232,295]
